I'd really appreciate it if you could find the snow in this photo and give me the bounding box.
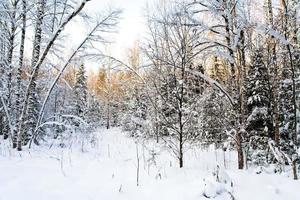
[255,24,289,45]
[0,128,299,200]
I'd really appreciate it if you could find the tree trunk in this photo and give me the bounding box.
[17,0,46,151]
[14,0,27,149]
[4,0,18,141]
[106,100,110,129]
[292,159,298,180]
[237,130,244,169]
[280,0,298,146]
[179,125,183,168]
[265,0,280,145]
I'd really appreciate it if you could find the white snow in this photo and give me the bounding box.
[0,128,299,200]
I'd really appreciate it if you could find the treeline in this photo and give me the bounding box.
[0,0,299,179]
[114,0,300,178]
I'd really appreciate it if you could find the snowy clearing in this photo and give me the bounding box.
[0,128,299,200]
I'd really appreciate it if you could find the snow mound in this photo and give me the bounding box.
[202,166,234,199]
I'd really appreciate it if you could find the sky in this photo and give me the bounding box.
[68,0,154,69]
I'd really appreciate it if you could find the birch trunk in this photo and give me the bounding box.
[4,0,18,140]
[14,0,27,148]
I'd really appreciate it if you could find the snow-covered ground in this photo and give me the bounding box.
[0,128,299,200]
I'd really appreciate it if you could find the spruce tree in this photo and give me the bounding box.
[121,85,149,137]
[245,50,272,165]
[200,89,233,147]
[159,71,177,136]
[85,94,101,126]
[279,56,295,143]
[73,63,88,120]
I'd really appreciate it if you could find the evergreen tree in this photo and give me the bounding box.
[121,84,149,137]
[73,63,88,120]
[85,94,102,126]
[245,50,272,165]
[279,56,295,143]
[159,70,177,136]
[199,89,234,148]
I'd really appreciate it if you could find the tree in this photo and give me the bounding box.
[144,2,206,167]
[73,63,88,120]
[0,0,19,142]
[199,89,234,148]
[186,0,249,169]
[244,49,272,165]
[121,83,150,137]
[24,0,47,145]
[94,66,120,129]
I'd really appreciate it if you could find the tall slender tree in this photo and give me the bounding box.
[73,63,88,120]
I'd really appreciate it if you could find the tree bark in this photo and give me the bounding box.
[5,0,18,141]
[265,0,280,145]
[237,130,244,169]
[14,0,27,148]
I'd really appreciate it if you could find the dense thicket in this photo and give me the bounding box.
[0,0,299,179]
[116,0,300,178]
[0,0,121,150]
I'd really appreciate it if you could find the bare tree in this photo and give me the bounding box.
[144,3,206,167]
